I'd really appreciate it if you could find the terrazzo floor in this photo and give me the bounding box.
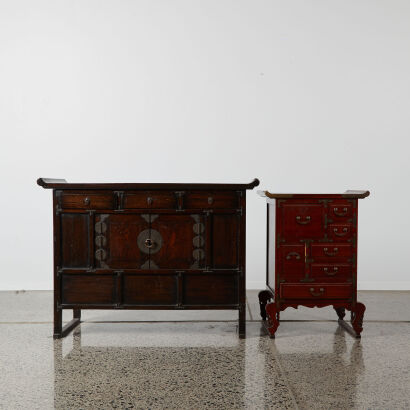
[1,290,410,409]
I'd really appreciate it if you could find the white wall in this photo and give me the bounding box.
[1,0,409,290]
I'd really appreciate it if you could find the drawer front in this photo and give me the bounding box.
[60,192,115,210]
[280,283,352,300]
[330,202,353,220]
[183,274,238,306]
[62,274,116,305]
[184,191,238,209]
[328,224,355,242]
[281,204,325,240]
[310,263,352,282]
[311,243,353,261]
[123,191,176,209]
[279,245,305,281]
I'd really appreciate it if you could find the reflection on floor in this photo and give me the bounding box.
[0,290,409,409]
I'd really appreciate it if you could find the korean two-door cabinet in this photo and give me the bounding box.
[258,190,370,338]
[38,178,259,338]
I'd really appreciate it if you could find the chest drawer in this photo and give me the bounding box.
[278,245,305,281]
[123,191,176,209]
[310,263,352,282]
[281,203,325,240]
[184,191,238,209]
[330,202,353,220]
[60,192,115,210]
[328,224,355,242]
[311,243,353,261]
[280,283,352,300]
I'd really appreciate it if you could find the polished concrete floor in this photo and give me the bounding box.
[1,291,410,409]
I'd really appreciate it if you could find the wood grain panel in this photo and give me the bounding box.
[61,213,89,268]
[212,214,238,269]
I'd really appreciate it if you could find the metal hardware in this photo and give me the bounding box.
[84,197,90,205]
[324,266,338,276]
[333,207,348,216]
[296,215,311,225]
[286,252,301,260]
[208,197,214,205]
[334,227,348,236]
[323,247,338,256]
[310,287,325,297]
[95,221,107,234]
[137,229,163,254]
[147,197,153,206]
[95,249,106,261]
[144,238,154,248]
[95,235,106,247]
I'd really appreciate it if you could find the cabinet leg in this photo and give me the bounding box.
[239,304,246,338]
[351,302,366,338]
[54,307,62,339]
[334,306,346,320]
[258,290,273,321]
[265,303,280,338]
[73,309,81,320]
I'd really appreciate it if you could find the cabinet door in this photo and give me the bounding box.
[150,214,206,269]
[212,213,239,269]
[95,213,149,269]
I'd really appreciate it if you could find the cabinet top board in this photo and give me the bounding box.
[37,178,260,191]
[257,190,370,200]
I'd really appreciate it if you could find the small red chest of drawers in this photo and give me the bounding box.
[258,190,370,338]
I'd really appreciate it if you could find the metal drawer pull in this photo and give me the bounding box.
[323,247,338,256]
[323,266,338,276]
[147,197,153,205]
[296,215,311,225]
[333,227,348,236]
[310,287,325,296]
[286,252,301,260]
[144,238,155,248]
[333,207,348,216]
[84,197,90,205]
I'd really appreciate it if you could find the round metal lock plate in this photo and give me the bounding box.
[137,229,163,254]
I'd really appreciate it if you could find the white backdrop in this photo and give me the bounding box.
[1,0,409,290]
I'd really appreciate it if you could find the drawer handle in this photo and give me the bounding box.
[333,227,348,236]
[323,266,338,276]
[323,247,338,256]
[147,197,153,206]
[310,287,325,297]
[296,215,311,225]
[286,252,301,260]
[334,207,348,216]
[84,197,90,205]
[144,238,155,248]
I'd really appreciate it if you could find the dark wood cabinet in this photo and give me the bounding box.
[38,178,259,338]
[258,190,370,338]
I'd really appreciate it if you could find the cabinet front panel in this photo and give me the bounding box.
[212,214,239,269]
[62,274,116,305]
[123,191,176,209]
[96,214,149,269]
[279,245,305,282]
[183,274,238,305]
[280,283,352,300]
[61,213,89,268]
[123,275,177,305]
[60,192,115,210]
[185,191,238,209]
[150,214,205,269]
[281,204,325,240]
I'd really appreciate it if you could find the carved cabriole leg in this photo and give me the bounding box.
[334,306,346,320]
[351,302,366,338]
[265,303,280,338]
[258,290,273,320]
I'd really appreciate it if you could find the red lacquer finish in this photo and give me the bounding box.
[258,190,370,338]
